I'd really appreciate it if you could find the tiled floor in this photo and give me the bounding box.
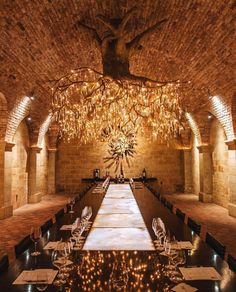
[0,194,73,263]
[83,184,154,250]
[165,193,236,258]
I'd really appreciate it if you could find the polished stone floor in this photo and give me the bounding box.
[83,184,155,250]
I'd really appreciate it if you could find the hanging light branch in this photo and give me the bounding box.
[50,7,185,145]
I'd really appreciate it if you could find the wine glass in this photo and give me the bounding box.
[68,197,75,214]
[30,227,42,256]
[36,271,48,291]
[73,224,85,249]
[152,218,165,251]
[169,249,185,283]
[51,243,67,286]
[164,235,180,280]
[59,241,73,276]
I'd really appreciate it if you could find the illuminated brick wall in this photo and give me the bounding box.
[210,95,234,141]
[185,113,201,145]
[0,92,8,140]
[56,130,184,194]
[5,96,31,143]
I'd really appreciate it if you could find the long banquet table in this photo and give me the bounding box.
[0,183,235,291]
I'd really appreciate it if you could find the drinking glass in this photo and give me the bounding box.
[164,236,177,270]
[169,250,184,283]
[59,241,72,276]
[51,244,67,286]
[174,249,186,266]
[152,218,165,251]
[72,224,85,249]
[36,271,48,291]
[30,227,42,256]
[68,197,75,214]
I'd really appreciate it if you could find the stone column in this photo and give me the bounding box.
[226,139,236,217]
[28,146,42,203]
[197,144,213,203]
[183,149,192,193]
[0,141,14,219]
[48,148,57,194]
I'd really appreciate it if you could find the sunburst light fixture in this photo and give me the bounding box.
[50,7,184,147]
[103,127,137,173]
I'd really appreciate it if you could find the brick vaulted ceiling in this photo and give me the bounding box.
[0,0,235,129]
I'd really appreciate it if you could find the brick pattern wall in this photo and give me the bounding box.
[0,92,8,140]
[210,119,229,207]
[186,113,201,145]
[210,95,234,141]
[232,94,236,137]
[37,114,52,147]
[56,131,184,194]
[5,96,31,142]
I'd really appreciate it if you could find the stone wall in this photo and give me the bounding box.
[191,134,200,195]
[56,131,184,194]
[36,135,49,196]
[210,119,229,207]
[12,121,29,209]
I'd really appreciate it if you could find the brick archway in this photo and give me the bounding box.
[231,93,236,139]
[209,95,234,141]
[5,96,31,143]
[0,92,8,140]
[185,112,202,146]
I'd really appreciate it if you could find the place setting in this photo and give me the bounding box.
[150,216,223,291]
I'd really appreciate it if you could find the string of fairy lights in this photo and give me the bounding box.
[51,68,183,145]
[73,251,170,291]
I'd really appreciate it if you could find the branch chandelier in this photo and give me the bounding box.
[51,68,183,143]
[50,7,185,165]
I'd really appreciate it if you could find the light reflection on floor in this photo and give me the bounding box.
[83,184,154,250]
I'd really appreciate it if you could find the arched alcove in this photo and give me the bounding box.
[210,118,229,207]
[11,120,29,209]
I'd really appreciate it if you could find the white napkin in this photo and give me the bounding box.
[178,241,193,250]
[44,241,70,250]
[171,241,193,250]
[172,283,198,292]
[13,269,58,285]
[179,267,222,281]
[43,241,61,250]
[53,259,73,267]
[159,251,168,256]
[60,224,73,231]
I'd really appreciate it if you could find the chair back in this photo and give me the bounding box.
[155,192,160,199]
[166,201,173,212]
[187,217,201,236]
[160,196,166,205]
[41,219,53,235]
[206,232,226,258]
[176,208,185,222]
[228,254,236,272]
[81,206,89,218]
[55,208,64,221]
[0,255,9,273]
[14,235,32,258]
